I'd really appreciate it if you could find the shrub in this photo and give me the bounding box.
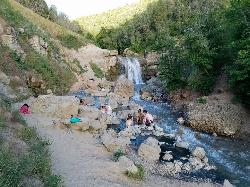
[11,110,26,124]
[197,97,207,104]
[90,62,104,79]
[72,59,87,74]
[126,164,145,180]
[57,34,85,49]
[112,149,125,162]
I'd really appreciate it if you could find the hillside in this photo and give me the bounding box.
[91,0,250,107]
[76,0,157,36]
[0,0,95,99]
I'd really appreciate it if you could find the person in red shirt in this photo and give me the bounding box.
[19,104,31,114]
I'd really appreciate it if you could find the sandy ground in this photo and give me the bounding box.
[24,114,221,187]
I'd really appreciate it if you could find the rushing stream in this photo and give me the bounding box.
[119,56,250,186]
[73,57,250,186]
[132,84,250,186]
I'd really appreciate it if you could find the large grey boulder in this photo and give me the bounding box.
[223,179,234,187]
[175,141,189,149]
[78,105,102,119]
[187,94,249,136]
[29,35,48,56]
[138,137,161,162]
[192,147,206,160]
[118,156,138,174]
[101,130,130,153]
[114,76,134,98]
[30,95,79,118]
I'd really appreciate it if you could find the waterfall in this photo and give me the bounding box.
[118,57,143,84]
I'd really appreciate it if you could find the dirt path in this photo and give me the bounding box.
[24,114,220,187]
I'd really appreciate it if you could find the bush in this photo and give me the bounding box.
[57,34,85,49]
[197,97,207,104]
[112,149,125,162]
[71,59,87,74]
[90,62,104,79]
[126,164,145,180]
[11,110,26,124]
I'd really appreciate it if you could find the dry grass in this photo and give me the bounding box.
[8,0,85,41]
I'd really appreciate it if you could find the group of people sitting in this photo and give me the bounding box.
[126,109,154,128]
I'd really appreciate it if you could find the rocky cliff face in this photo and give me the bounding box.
[187,94,249,136]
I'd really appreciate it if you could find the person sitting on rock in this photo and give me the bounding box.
[126,114,133,128]
[70,115,82,123]
[19,104,31,114]
[100,106,106,114]
[143,110,154,126]
[79,99,85,105]
[152,96,158,102]
[136,109,144,125]
[106,105,112,115]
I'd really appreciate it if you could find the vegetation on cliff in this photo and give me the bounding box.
[76,0,157,36]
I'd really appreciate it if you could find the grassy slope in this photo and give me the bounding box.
[0,0,94,95]
[75,0,157,35]
[0,98,62,187]
[9,0,90,45]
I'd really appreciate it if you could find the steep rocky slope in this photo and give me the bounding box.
[0,0,119,100]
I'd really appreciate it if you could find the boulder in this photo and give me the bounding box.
[123,48,139,57]
[187,94,249,136]
[182,162,192,172]
[192,147,206,160]
[223,179,234,187]
[30,95,79,118]
[188,157,204,170]
[1,34,24,55]
[0,71,10,85]
[101,130,130,152]
[141,91,152,100]
[0,83,17,99]
[163,153,173,161]
[78,106,102,119]
[71,125,82,131]
[177,117,185,125]
[141,77,164,99]
[89,119,106,132]
[118,156,138,174]
[138,137,161,162]
[29,35,48,56]
[173,161,182,173]
[175,141,189,149]
[77,120,90,131]
[114,76,134,99]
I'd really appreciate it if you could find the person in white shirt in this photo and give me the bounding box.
[126,114,133,128]
[143,110,154,126]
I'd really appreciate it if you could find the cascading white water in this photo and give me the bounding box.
[118,57,143,84]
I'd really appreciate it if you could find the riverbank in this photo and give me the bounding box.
[21,113,221,187]
[11,92,226,187]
